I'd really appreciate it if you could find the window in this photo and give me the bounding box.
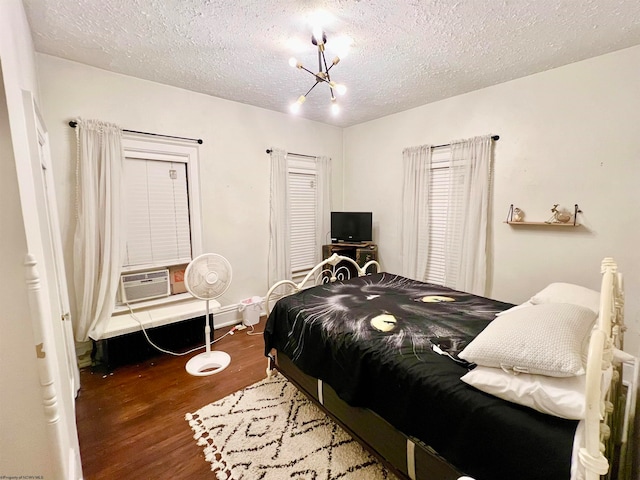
[121,135,202,273]
[269,149,330,286]
[424,146,457,287]
[403,136,492,294]
[288,157,317,282]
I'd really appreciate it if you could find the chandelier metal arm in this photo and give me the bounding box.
[321,52,332,82]
[299,64,332,88]
[304,82,321,98]
[299,65,318,77]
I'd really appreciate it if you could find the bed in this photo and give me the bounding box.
[263,254,636,480]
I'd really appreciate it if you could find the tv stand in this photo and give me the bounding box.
[322,243,378,269]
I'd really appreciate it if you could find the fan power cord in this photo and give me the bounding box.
[246,324,264,336]
[125,303,238,357]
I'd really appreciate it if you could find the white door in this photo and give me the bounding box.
[22,91,83,478]
[39,136,81,396]
[23,94,80,396]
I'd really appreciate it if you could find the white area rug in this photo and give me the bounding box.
[185,375,398,480]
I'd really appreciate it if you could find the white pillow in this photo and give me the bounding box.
[458,303,597,377]
[461,366,585,419]
[495,301,533,317]
[530,282,600,314]
[461,365,614,420]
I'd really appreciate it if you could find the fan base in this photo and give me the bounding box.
[185,351,231,376]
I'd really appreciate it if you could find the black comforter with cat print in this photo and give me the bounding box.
[264,273,579,480]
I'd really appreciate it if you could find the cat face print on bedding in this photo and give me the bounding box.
[283,273,511,363]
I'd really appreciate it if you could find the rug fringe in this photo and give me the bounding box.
[210,459,232,480]
[185,416,203,440]
[215,467,231,480]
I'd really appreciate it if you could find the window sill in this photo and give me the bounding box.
[112,292,193,314]
[95,295,221,341]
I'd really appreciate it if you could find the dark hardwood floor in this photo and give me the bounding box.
[75,320,267,479]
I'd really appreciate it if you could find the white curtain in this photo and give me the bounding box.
[445,135,493,295]
[314,155,332,263]
[401,145,432,280]
[268,148,290,285]
[73,119,125,341]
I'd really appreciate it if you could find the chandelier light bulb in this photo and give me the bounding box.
[331,99,340,115]
[288,57,298,68]
[312,26,324,45]
[329,81,346,95]
[290,95,306,114]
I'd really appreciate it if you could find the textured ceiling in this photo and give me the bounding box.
[22,0,640,128]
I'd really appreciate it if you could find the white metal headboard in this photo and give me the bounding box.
[265,253,380,314]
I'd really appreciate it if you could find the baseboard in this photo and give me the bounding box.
[211,303,245,329]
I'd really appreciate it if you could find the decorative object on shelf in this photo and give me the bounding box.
[546,204,573,224]
[288,29,347,116]
[505,204,582,227]
[506,204,525,222]
[513,207,525,222]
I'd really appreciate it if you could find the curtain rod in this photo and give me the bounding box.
[266,136,500,157]
[68,121,203,144]
[432,135,499,149]
[265,148,316,159]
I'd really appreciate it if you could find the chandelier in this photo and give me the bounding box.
[289,29,347,115]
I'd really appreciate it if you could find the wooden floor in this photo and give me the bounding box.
[75,320,267,480]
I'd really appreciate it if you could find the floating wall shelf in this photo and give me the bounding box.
[506,221,581,227]
[505,204,582,227]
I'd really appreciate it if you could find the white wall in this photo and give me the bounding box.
[36,54,344,326]
[343,45,640,357]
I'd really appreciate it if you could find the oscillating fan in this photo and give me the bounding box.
[184,253,233,376]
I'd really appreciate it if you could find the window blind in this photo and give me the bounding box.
[289,168,317,280]
[123,158,192,269]
[424,147,457,287]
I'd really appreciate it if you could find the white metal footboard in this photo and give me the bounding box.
[581,258,629,480]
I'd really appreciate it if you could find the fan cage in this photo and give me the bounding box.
[184,253,232,300]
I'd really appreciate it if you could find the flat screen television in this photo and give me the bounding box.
[331,212,372,243]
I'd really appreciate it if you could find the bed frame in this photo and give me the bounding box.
[264,254,635,480]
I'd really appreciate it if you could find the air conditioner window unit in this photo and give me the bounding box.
[120,269,170,303]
